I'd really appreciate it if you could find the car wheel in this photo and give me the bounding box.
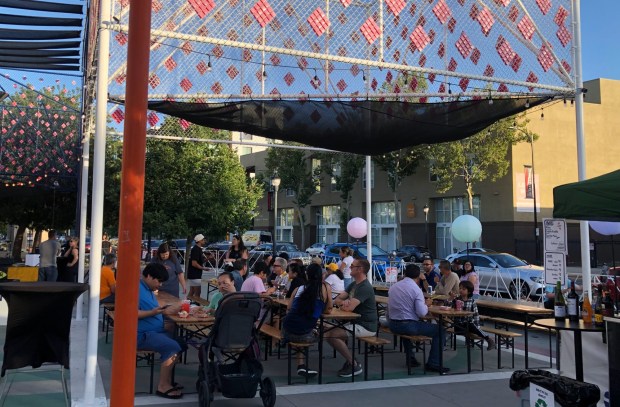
[509,279,531,300]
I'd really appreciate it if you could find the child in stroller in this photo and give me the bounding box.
[197,292,276,407]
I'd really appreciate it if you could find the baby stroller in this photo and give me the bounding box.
[197,292,276,407]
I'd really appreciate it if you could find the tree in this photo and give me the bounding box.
[319,153,365,240]
[265,144,318,248]
[0,83,81,259]
[373,148,425,248]
[103,118,263,257]
[427,116,534,212]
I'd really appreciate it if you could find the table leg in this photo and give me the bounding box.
[439,315,444,371]
[351,323,356,383]
[466,323,471,373]
[524,314,530,369]
[574,331,583,382]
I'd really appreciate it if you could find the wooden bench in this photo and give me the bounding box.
[379,326,431,374]
[482,327,522,369]
[101,303,114,333]
[480,315,549,332]
[258,324,314,385]
[105,311,156,393]
[358,336,391,380]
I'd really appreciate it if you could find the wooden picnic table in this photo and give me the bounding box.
[427,305,474,374]
[476,298,552,369]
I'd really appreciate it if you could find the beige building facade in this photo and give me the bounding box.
[239,78,620,266]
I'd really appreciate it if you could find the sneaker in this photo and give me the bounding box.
[486,337,496,351]
[337,361,363,377]
[425,364,450,375]
[297,364,318,377]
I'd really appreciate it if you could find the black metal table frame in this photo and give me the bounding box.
[318,317,357,384]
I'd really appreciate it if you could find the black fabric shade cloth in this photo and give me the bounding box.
[144,96,550,155]
[553,169,620,221]
[0,282,88,376]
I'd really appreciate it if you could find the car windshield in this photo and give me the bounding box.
[487,253,528,268]
[357,245,389,256]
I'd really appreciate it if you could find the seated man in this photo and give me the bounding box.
[206,272,236,314]
[434,259,460,298]
[138,263,186,400]
[100,254,117,304]
[326,259,377,377]
[230,258,248,292]
[388,264,449,374]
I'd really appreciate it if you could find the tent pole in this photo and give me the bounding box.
[366,155,372,283]
[109,0,152,405]
[571,0,591,301]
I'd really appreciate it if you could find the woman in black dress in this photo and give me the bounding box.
[224,234,249,263]
[62,237,79,282]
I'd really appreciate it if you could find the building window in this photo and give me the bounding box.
[370,202,396,251]
[286,188,295,197]
[317,205,340,244]
[363,162,374,189]
[331,161,341,192]
[312,158,321,193]
[277,208,294,242]
[240,146,252,155]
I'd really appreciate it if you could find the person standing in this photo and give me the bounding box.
[224,234,249,264]
[337,246,354,289]
[38,230,61,282]
[187,234,208,298]
[61,237,79,282]
[388,264,449,374]
[153,242,187,298]
[327,259,377,377]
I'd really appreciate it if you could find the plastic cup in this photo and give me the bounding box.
[182,300,191,313]
[456,300,464,311]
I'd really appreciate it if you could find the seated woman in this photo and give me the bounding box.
[282,263,332,377]
[285,262,307,299]
[324,263,345,299]
[453,281,495,351]
[100,254,117,304]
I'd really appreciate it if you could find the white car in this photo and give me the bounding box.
[450,252,545,299]
[305,243,327,256]
[446,248,497,262]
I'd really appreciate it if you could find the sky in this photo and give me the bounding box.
[580,1,620,81]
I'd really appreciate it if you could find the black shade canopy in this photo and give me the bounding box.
[0,0,85,72]
[145,96,550,155]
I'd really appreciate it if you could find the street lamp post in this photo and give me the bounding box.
[271,173,281,258]
[510,126,539,264]
[423,204,430,249]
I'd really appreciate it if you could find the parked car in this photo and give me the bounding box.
[249,242,312,266]
[446,247,497,262]
[323,242,404,279]
[305,243,327,256]
[449,252,545,299]
[396,244,432,262]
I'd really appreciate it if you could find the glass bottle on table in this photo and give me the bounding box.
[594,286,605,327]
[554,280,567,321]
[567,280,579,322]
[602,288,615,318]
[581,291,593,324]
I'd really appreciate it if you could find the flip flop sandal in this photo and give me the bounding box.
[172,382,184,390]
[155,388,183,399]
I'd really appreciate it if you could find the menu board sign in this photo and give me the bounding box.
[543,218,567,254]
[544,251,566,285]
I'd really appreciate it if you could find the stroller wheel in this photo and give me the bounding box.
[198,380,210,407]
[260,377,276,407]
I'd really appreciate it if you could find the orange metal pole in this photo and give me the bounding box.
[109,0,152,405]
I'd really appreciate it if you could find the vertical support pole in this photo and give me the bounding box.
[109,0,152,405]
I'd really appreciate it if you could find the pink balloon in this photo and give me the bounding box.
[347,217,367,239]
[590,221,620,236]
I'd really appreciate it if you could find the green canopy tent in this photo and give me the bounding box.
[553,169,620,221]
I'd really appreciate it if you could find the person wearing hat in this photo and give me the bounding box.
[324,262,345,299]
[188,234,207,298]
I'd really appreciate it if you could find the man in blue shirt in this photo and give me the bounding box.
[419,256,440,292]
[388,264,449,374]
[138,263,185,399]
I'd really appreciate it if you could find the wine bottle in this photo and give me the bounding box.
[554,281,566,321]
[602,288,615,318]
[594,287,605,327]
[582,291,593,324]
[567,280,579,322]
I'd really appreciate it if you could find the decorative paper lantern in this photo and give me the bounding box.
[451,215,482,243]
[590,221,620,236]
[347,217,367,239]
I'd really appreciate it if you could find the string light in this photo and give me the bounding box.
[206,55,212,72]
[525,99,530,108]
[540,109,545,120]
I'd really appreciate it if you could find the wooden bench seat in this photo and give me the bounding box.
[359,336,391,380]
[482,326,523,369]
[258,324,314,385]
[379,326,431,374]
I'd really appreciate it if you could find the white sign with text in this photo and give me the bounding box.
[544,252,566,286]
[544,218,568,254]
[530,383,555,407]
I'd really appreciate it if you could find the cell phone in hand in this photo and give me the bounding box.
[160,304,171,309]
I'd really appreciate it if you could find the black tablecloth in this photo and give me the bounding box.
[0,282,88,376]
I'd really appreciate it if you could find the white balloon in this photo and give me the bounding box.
[347,217,367,239]
[451,215,482,243]
[590,221,620,236]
